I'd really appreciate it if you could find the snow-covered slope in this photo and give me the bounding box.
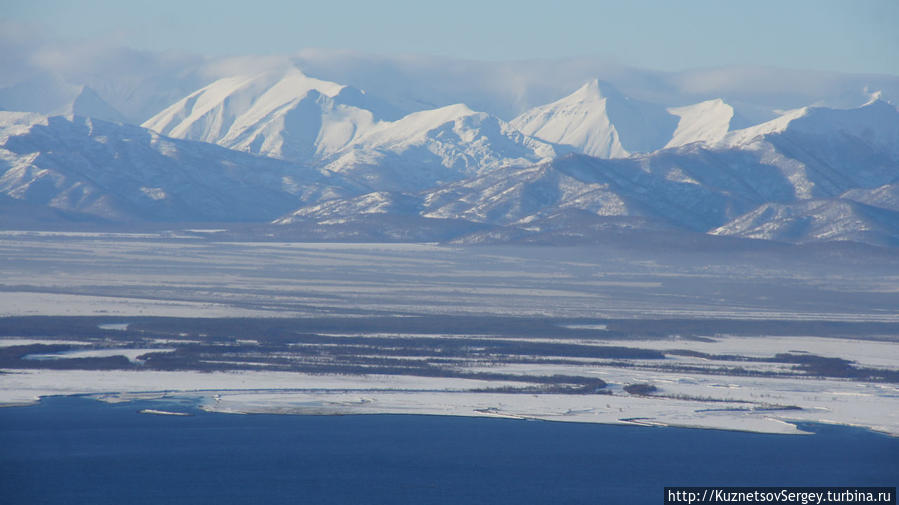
[0,112,354,223]
[665,99,738,148]
[418,159,649,225]
[143,67,390,162]
[145,68,559,192]
[842,184,899,212]
[275,191,422,224]
[721,99,899,151]
[711,199,899,247]
[319,104,559,192]
[510,80,678,158]
[714,99,899,201]
[3,61,898,247]
[291,50,899,120]
[275,98,899,243]
[511,81,747,155]
[277,151,750,233]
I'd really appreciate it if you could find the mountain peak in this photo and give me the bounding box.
[318,102,555,192]
[567,79,621,103]
[859,96,897,113]
[356,103,480,142]
[721,99,899,150]
[665,98,735,148]
[510,79,678,157]
[509,81,626,158]
[69,86,127,123]
[574,79,601,97]
[141,67,373,161]
[268,65,345,99]
[864,90,884,106]
[432,102,477,118]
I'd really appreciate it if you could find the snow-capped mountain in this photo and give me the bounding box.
[510,80,678,158]
[318,103,559,192]
[282,151,750,233]
[272,98,899,245]
[715,99,899,200]
[290,51,899,120]
[144,68,557,192]
[510,81,756,155]
[2,56,897,247]
[65,87,128,124]
[0,112,356,224]
[6,46,899,127]
[665,98,743,148]
[142,67,400,162]
[720,97,899,153]
[0,77,126,124]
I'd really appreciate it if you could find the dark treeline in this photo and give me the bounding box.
[3,316,898,341]
[2,316,897,384]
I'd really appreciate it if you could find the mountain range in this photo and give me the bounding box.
[1,59,897,247]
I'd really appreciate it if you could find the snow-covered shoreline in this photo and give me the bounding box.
[3,367,896,437]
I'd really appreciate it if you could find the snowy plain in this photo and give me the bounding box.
[1,233,897,437]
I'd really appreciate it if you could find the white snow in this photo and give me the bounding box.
[143,71,556,192]
[98,323,129,331]
[2,328,897,436]
[1,235,897,436]
[0,338,91,348]
[318,103,556,191]
[24,348,175,363]
[577,335,899,370]
[510,80,630,158]
[720,107,811,147]
[3,236,898,321]
[139,409,191,416]
[0,291,309,318]
[0,369,528,406]
[0,112,49,141]
[200,390,812,434]
[665,99,734,148]
[720,100,899,151]
[143,67,374,161]
[3,365,895,435]
[559,324,608,330]
[510,79,680,157]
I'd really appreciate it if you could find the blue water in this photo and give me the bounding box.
[1,396,896,505]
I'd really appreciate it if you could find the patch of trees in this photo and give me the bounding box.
[4,315,898,344]
[624,383,658,395]
[775,353,899,382]
[472,376,608,395]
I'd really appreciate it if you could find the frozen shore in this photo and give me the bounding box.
[2,366,896,436]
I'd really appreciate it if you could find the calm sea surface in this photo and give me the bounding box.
[1,396,896,504]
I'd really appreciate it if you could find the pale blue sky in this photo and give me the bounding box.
[5,0,898,75]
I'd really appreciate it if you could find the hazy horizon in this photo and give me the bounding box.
[3,0,898,76]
